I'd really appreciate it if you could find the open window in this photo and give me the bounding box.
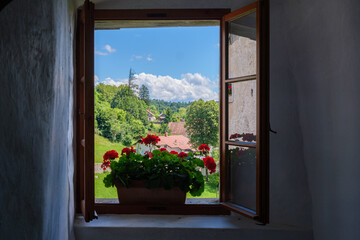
[219,1,269,223]
[76,0,268,223]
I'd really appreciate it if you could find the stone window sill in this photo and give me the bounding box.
[74,214,313,240]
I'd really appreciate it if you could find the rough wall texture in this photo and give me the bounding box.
[271,0,360,239]
[0,0,75,239]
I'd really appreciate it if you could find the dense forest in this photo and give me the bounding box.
[149,99,191,115]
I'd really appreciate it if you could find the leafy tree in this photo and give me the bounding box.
[111,85,148,125]
[185,99,219,148]
[95,102,127,141]
[159,122,171,135]
[149,104,159,115]
[139,85,150,105]
[95,83,119,104]
[163,107,177,124]
[178,107,187,119]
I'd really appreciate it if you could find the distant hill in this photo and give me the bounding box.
[150,99,192,113]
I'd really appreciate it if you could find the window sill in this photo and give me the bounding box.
[74,214,313,240]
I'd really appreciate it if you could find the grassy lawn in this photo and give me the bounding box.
[95,172,219,199]
[94,134,125,163]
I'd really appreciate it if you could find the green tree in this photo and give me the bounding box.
[139,85,150,105]
[178,107,187,119]
[164,107,177,124]
[149,104,159,115]
[185,99,219,148]
[159,122,171,135]
[128,68,138,94]
[111,85,148,125]
[95,83,119,104]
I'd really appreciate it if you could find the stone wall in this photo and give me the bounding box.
[0,0,76,239]
[270,0,360,239]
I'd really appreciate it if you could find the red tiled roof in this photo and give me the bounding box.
[158,135,195,152]
[168,122,187,135]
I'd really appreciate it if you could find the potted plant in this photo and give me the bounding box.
[101,135,207,205]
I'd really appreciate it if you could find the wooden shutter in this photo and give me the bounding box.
[219,0,269,223]
[76,0,96,222]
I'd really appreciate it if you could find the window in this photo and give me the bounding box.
[76,0,269,223]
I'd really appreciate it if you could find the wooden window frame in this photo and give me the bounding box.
[76,0,269,223]
[219,1,269,224]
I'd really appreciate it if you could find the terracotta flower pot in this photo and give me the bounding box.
[115,180,186,205]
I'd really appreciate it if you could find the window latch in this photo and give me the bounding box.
[269,124,277,134]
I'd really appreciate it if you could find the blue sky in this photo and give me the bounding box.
[95,26,220,102]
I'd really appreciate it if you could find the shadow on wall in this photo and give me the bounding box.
[0,0,13,12]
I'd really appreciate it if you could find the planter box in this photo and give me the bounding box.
[115,181,186,205]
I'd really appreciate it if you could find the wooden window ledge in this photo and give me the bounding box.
[74,214,313,240]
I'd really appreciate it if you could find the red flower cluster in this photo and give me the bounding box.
[203,156,216,174]
[177,152,188,158]
[198,144,210,152]
[101,150,119,170]
[121,146,136,156]
[144,151,153,158]
[242,133,256,142]
[103,150,119,160]
[229,133,242,139]
[141,134,160,146]
[229,133,256,142]
[159,148,168,152]
[170,151,178,155]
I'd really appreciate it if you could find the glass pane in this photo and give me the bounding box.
[228,145,256,211]
[227,12,257,79]
[227,81,256,143]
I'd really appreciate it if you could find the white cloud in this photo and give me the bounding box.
[95,50,108,56]
[102,77,125,87]
[146,56,153,61]
[98,73,218,102]
[134,73,218,102]
[104,44,116,53]
[135,56,143,59]
[216,43,220,48]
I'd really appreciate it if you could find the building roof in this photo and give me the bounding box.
[146,109,155,116]
[158,135,195,152]
[168,122,187,135]
[158,113,166,119]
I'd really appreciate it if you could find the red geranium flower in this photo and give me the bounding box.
[177,152,188,158]
[229,133,242,139]
[198,144,210,152]
[203,156,216,174]
[101,160,111,170]
[103,150,119,160]
[242,133,256,142]
[159,148,168,152]
[141,134,160,146]
[121,146,136,156]
[169,151,178,155]
[144,151,153,158]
